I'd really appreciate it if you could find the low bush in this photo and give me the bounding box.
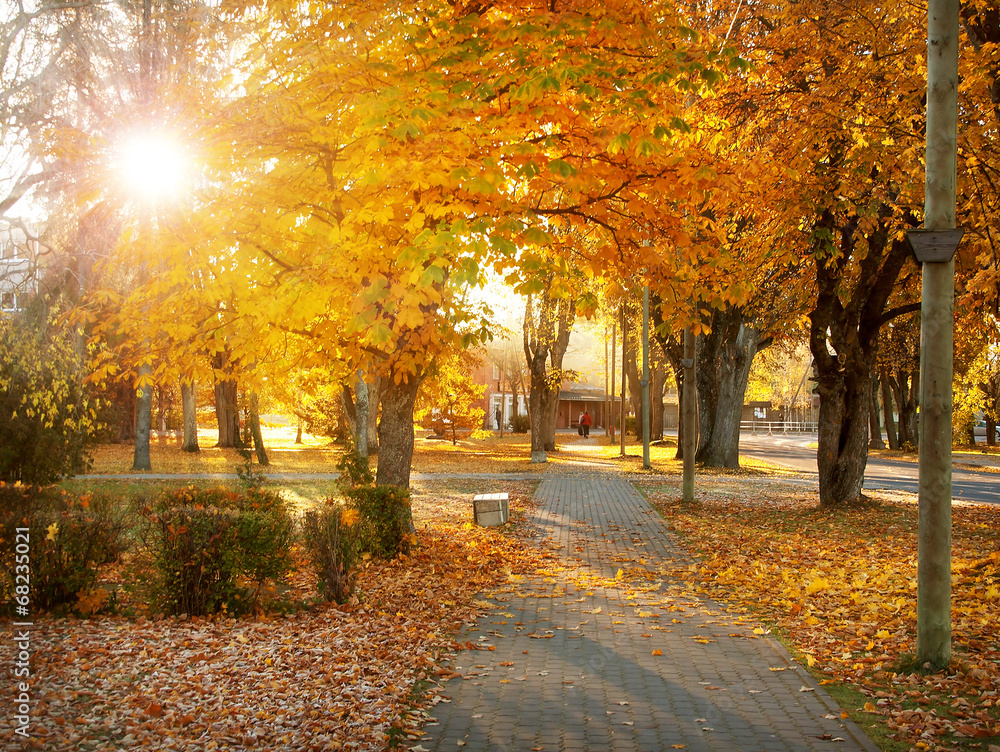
[0,483,127,615]
[336,448,412,559]
[351,485,412,559]
[511,414,531,434]
[300,503,358,603]
[137,486,293,617]
[624,415,637,436]
[336,446,375,489]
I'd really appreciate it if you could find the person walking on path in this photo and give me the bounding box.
[580,408,592,438]
[421,475,878,752]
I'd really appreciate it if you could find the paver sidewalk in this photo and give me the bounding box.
[419,476,879,752]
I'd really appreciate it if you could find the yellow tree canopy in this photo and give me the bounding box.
[83,0,746,389]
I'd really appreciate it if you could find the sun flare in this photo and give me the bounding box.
[116,132,188,204]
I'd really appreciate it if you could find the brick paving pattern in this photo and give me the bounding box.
[419,475,879,752]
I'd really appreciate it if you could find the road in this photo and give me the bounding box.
[738,432,1000,505]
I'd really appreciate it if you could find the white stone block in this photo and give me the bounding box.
[473,492,510,526]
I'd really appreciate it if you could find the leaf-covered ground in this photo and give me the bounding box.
[47,433,1000,752]
[642,478,1000,752]
[0,480,551,751]
[83,427,797,478]
[86,427,341,475]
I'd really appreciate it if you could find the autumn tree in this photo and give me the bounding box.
[952,314,1000,446]
[483,301,529,432]
[100,0,736,494]
[415,349,486,445]
[957,1,1000,321]
[523,273,575,461]
[715,0,933,504]
[34,0,229,472]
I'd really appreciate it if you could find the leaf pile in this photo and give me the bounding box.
[644,480,1000,752]
[0,480,549,751]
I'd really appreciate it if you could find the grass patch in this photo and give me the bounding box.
[822,682,910,752]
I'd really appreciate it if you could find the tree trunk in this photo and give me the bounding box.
[365,372,381,455]
[897,373,913,447]
[690,305,767,470]
[962,421,976,446]
[881,370,899,449]
[542,385,561,452]
[650,362,666,441]
[215,378,240,448]
[605,321,618,442]
[133,366,152,471]
[523,280,574,462]
[341,371,380,456]
[814,361,873,505]
[868,381,885,449]
[375,371,422,490]
[295,418,303,444]
[653,329,685,458]
[526,359,562,460]
[675,366,688,459]
[117,381,136,443]
[181,380,199,452]
[808,205,916,506]
[980,372,999,447]
[624,335,643,433]
[355,371,369,458]
[906,371,920,447]
[156,385,167,434]
[890,369,920,448]
[695,327,718,459]
[213,352,240,448]
[526,376,546,461]
[699,321,764,468]
[248,391,269,465]
[681,326,697,501]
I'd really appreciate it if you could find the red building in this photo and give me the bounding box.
[471,352,613,431]
[471,356,527,430]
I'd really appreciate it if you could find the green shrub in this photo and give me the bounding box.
[300,503,357,603]
[351,485,412,559]
[138,487,293,617]
[0,483,127,615]
[335,448,411,559]
[336,445,375,490]
[0,307,102,484]
[511,414,531,434]
[624,415,637,436]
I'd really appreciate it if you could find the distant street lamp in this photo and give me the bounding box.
[642,284,651,469]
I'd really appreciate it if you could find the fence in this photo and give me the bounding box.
[740,420,819,434]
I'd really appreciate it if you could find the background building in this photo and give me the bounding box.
[0,223,39,313]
